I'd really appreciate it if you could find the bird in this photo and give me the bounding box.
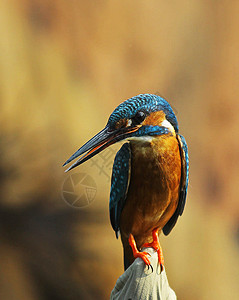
[63,93,189,271]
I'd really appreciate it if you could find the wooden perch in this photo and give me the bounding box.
[110,247,176,300]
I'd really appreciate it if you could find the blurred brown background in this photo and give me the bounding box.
[0,1,239,299]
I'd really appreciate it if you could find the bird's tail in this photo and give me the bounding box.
[123,244,134,270]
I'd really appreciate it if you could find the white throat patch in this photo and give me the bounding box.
[128,136,154,143]
[161,119,175,133]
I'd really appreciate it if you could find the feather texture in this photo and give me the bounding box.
[109,143,131,238]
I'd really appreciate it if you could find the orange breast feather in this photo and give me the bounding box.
[120,133,181,246]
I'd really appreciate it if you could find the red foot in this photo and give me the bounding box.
[128,234,151,266]
[142,228,164,271]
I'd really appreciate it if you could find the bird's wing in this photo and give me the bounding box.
[109,142,131,239]
[163,134,189,235]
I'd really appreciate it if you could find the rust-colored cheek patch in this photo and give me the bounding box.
[115,118,128,129]
[142,111,166,126]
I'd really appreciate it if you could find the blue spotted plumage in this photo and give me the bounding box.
[107,94,179,133]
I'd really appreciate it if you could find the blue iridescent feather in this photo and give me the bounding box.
[107,94,179,133]
[109,142,131,238]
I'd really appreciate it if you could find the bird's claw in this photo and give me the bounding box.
[147,263,153,273]
[157,262,164,274]
[134,251,151,266]
[142,229,164,272]
[136,251,153,272]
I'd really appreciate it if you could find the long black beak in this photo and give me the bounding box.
[63,125,138,172]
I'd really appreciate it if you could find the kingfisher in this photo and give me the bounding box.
[63,94,189,271]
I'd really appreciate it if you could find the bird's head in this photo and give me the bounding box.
[63,94,178,171]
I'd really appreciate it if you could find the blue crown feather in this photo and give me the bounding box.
[107,94,179,133]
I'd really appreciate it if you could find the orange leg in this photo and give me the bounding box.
[142,228,164,270]
[128,234,151,266]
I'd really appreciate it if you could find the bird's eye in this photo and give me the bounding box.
[131,111,146,125]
